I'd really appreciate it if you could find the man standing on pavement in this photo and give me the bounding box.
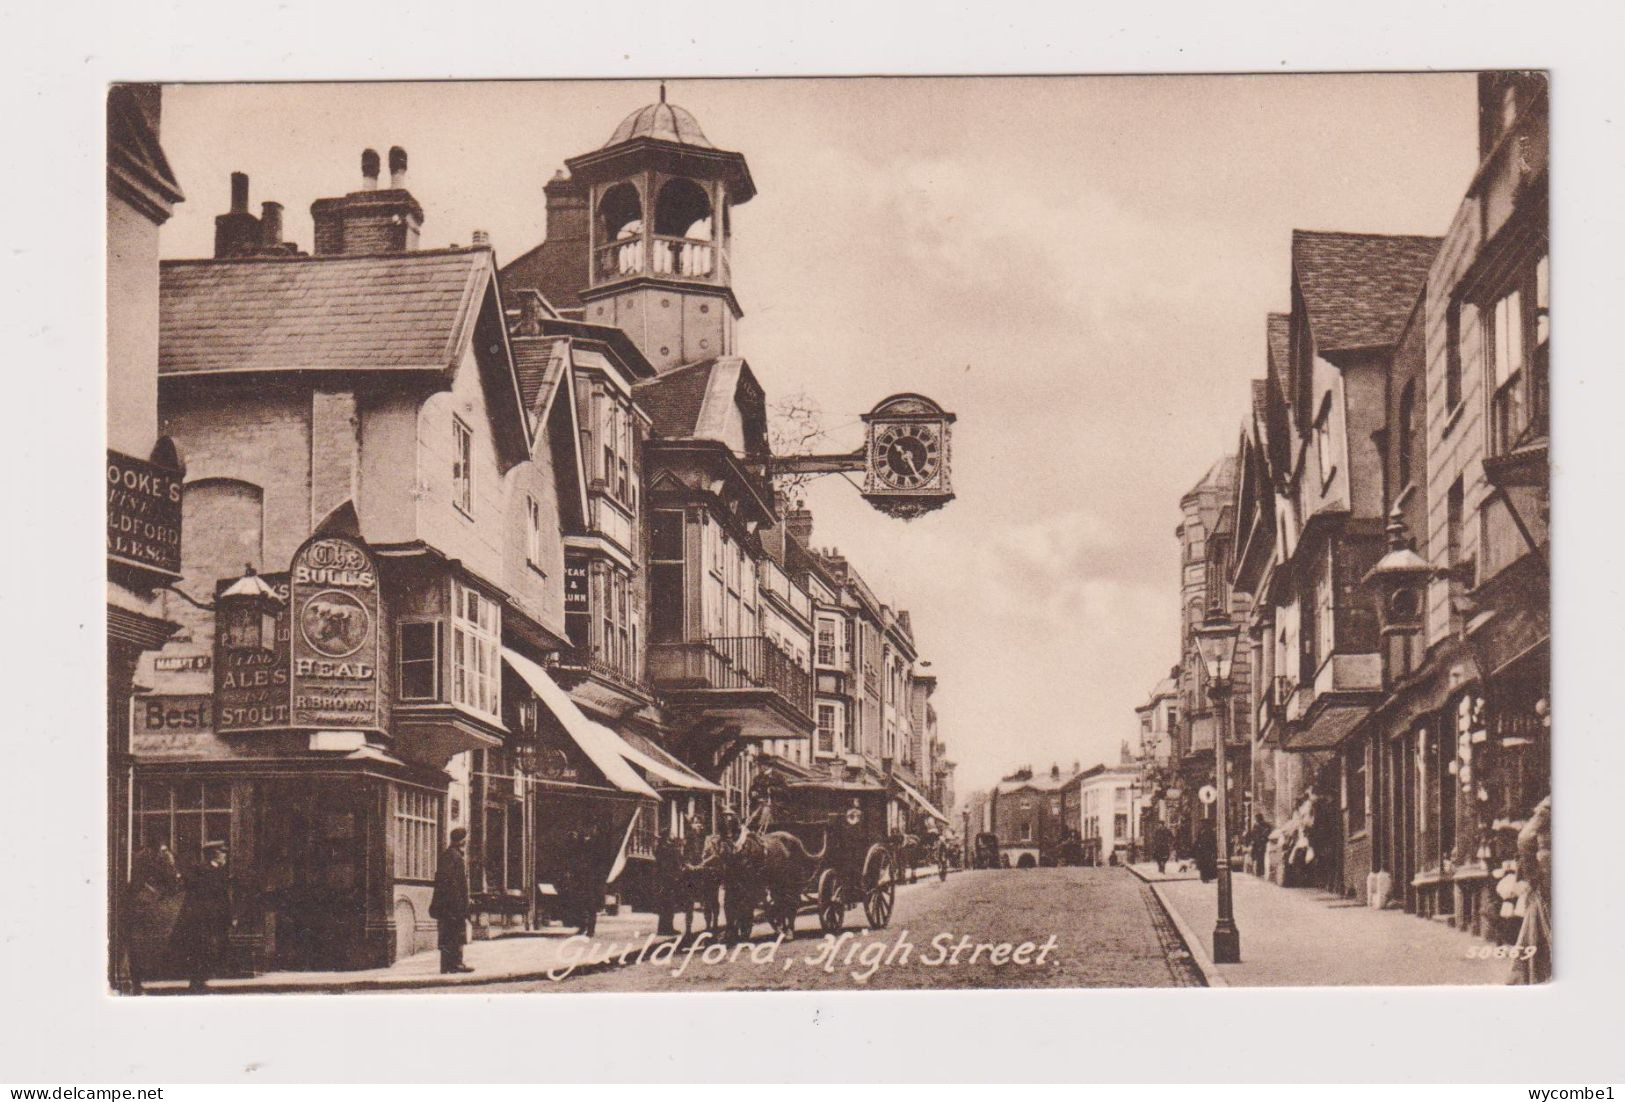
[1246,813,1272,878]
[430,827,473,974]
[172,841,231,992]
[1151,823,1173,874]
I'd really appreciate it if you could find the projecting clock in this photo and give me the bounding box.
[875,423,942,490]
[861,393,956,519]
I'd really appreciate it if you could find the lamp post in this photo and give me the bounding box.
[1194,601,1242,964]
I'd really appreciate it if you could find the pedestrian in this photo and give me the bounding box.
[654,826,684,936]
[126,842,182,993]
[1151,823,1173,874]
[1246,813,1271,878]
[429,827,473,974]
[171,842,231,992]
[1509,794,1552,985]
[1195,818,1218,883]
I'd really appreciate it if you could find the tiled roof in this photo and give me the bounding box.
[634,358,721,439]
[500,238,587,311]
[511,335,569,411]
[1187,453,1237,498]
[1266,312,1291,389]
[1291,231,1441,353]
[160,248,487,376]
[1249,379,1269,428]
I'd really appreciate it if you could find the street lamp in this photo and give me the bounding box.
[1194,600,1242,964]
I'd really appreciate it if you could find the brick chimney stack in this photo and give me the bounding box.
[785,506,814,549]
[213,171,262,258]
[311,147,424,256]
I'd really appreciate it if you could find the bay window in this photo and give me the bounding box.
[1487,252,1549,454]
[451,581,500,721]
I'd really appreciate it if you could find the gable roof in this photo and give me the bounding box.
[160,247,489,376]
[1291,231,1442,354]
[634,357,768,451]
[511,335,570,412]
[1266,313,1291,393]
[501,238,588,312]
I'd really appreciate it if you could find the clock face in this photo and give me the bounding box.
[874,423,942,490]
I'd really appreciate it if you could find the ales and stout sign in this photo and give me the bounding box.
[214,535,383,734]
[215,572,291,732]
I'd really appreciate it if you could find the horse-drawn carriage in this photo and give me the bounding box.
[747,778,899,936]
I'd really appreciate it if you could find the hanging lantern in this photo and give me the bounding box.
[218,565,283,652]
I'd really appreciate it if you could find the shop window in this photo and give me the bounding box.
[474,751,523,894]
[392,786,440,881]
[136,780,233,869]
[452,416,474,516]
[451,581,500,720]
[397,620,441,701]
[1114,813,1129,840]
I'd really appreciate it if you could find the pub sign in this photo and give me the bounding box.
[107,449,183,578]
[289,534,382,731]
[215,572,290,732]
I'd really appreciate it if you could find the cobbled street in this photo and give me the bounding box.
[472,867,1203,993]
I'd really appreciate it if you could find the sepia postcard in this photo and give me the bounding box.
[104,72,1551,1001]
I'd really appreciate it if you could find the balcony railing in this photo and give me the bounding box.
[596,236,644,280]
[546,645,648,697]
[649,635,813,720]
[594,235,728,284]
[651,235,714,278]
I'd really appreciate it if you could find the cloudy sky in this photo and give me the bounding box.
[156,75,1479,800]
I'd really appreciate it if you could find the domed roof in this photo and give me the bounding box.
[605,92,714,150]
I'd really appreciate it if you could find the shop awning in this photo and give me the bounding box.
[502,648,659,800]
[892,774,949,824]
[1284,702,1372,752]
[619,730,723,793]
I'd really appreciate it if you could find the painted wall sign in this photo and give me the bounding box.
[107,449,183,577]
[215,572,291,733]
[130,694,233,759]
[564,556,590,613]
[289,535,382,731]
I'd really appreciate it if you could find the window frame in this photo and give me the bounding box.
[397,618,442,702]
[450,580,501,722]
[452,415,474,517]
[392,785,442,882]
[525,492,545,574]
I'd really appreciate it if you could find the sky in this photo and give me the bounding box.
[156,75,1480,803]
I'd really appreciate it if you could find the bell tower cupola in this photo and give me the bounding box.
[564,85,756,373]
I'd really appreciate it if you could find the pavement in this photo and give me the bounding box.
[139,910,673,995]
[1128,861,1509,987]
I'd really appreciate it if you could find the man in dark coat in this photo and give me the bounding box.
[172,842,231,992]
[1245,813,1272,878]
[430,827,473,974]
[653,827,685,936]
[1195,819,1218,883]
[1151,824,1173,873]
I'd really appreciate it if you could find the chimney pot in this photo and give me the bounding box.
[388,146,408,189]
[361,148,380,190]
[472,229,490,247]
[259,202,284,249]
[230,172,249,213]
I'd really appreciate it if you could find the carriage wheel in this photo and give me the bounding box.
[862,845,896,929]
[817,868,843,934]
